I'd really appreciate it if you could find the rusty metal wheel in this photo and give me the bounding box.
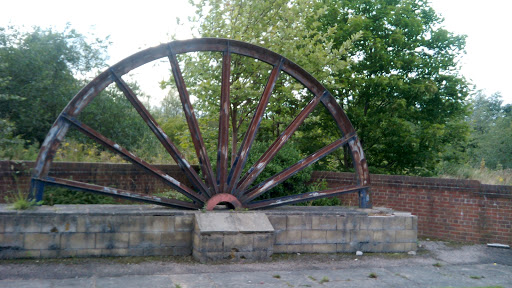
[30,38,370,210]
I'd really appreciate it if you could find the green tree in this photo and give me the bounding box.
[171,0,358,164]
[467,92,512,169]
[316,0,470,175]
[0,25,108,145]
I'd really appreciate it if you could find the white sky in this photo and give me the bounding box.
[1,0,512,105]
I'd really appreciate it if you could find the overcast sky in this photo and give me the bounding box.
[2,0,511,104]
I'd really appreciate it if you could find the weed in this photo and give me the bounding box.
[368,272,378,279]
[319,276,329,284]
[175,284,182,288]
[470,275,484,279]
[273,274,281,279]
[433,262,443,268]
[308,276,317,281]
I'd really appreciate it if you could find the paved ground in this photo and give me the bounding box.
[0,240,511,287]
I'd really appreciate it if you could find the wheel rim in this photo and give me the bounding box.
[30,38,370,210]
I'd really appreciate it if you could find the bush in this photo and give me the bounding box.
[43,186,117,205]
[246,141,312,200]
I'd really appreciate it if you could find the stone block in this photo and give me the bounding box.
[41,215,77,233]
[308,244,336,253]
[175,216,194,231]
[77,216,116,233]
[73,248,103,257]
[95,233,129,249]
[326,230,350,244]
[129,232,161,248]
[337,243,355,253]
[366,217,384,230]
[267,215,286,231]
[287,215,311,230]
[161,231,192,247]
[115,216,144,232]
[395,230,417,243]
[253,233,273,251]
[404,215,418,230]
[382,216,405,230]
[195,213,273,233]
[143,247,175,256]
[233,213,274,233]
[404,242,417,251]
[61,233,96,249]
[301,230,327,244]
[337,215,359,230]
[24,233,60,250]
[312,216,337,230]
[275,230,301,245]
[350,230,373,243]
[173,246,192,256]
[361,243,385,252]
[273,244,289,253]
[0,233,24,250]
[195,213,237,233]
[0,250,40,259]
[198,234,224,252]
[373,230,396,243]
[224,233,253,252]
[286,244,306,253]
[5,216,41,233]
[101,248,133,257]
[383,243,406,252]
[143,216,174,232]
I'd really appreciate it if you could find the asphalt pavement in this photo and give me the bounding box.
[0,241,511,288]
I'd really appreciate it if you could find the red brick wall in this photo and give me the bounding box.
[0,161,194,201]
[2,161,510,245]
[312,171,512,245]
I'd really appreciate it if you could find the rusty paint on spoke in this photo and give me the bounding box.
[228,58,284,197]
[61,114,206,204]
[241,132,357,203]
[246,185,368,209]
[168,46,218,196]
[237,91,327,192]
[30,38,370,209]
[38,177,200,209]
[217,49,231,194]
[110,70,211,197]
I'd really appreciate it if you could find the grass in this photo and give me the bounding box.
[440,166,512,185]
[470,275,485,280]
[368,272,378,279]
[273,274,281,279]
[433,262,443,267]
[307,276,316,281]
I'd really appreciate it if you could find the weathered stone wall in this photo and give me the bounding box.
[0,205,417,259]
[266,207,417,253]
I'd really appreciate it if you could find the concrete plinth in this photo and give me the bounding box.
[192,212,275,263]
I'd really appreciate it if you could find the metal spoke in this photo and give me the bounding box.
[31,39,370,210]
[246,185,368,209]
[61,113,207,204]
[227,58,284,196]
[237,90,327,192]
[241,132,357,203]
[37,177,200,209]
[168,47,219,195]
[110,69,211,197]
[217,49,231,193]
